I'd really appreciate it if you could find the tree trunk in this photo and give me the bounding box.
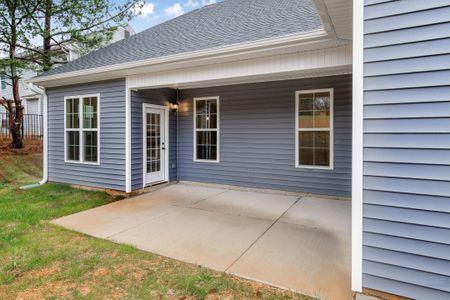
[9,93,24,149]
[9,0,23,149]
[43,0,52,71]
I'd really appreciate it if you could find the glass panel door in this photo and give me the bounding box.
[147,113,161,173]
[145,107,166,185]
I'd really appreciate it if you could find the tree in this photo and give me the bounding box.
[0,0,142,148]
[0,0,38,148]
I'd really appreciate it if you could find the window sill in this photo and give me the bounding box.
[295,165,333,170]
[193,159,220,164]
[65,160,100,166]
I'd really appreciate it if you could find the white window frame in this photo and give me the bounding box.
[64,94,100,165]
[295,88,334,170]
[142,103,170,187]
[193,96,220,163]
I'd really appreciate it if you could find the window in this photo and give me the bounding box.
[194,97,219,162]
[296,89,333,169]
[1,74,6,90]
[65,95,99,164]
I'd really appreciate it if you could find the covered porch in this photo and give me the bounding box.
[53,182,351,299]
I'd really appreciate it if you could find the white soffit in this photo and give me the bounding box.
[314,0,353,41]
[128,44,352,89]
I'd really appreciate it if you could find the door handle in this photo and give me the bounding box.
[162,142,166,150]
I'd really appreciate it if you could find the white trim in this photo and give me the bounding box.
[165,108,170,182]
[142,103,145,188]
[295,88,334,170]
[127,44,352,90]
[312,0,337,38]
[193,96,220,163]
[42,93,48,182]
[63,94,100,165]
[125,79,132,192]
[142,103,170,187]
[352,0,364,293]
[30,30,328,85]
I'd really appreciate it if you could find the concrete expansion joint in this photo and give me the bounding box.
[224,196,303,272]
[105,207,177,240]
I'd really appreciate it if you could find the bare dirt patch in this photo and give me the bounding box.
[33,265,60,277]
[93,268,109,277]
[79,285,91,296]
[15,280,76,300]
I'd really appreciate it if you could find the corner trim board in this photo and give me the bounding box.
[352,0,364,293]
[125,78,132,192]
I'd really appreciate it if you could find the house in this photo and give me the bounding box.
[1,25,135,136]
[30,0,450,299]
[0,25,135,116]
[1,69,44,115]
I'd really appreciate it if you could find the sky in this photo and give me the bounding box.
[0,0,220,58]
[128,0,220,32]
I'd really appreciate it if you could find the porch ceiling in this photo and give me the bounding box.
[128,44,352,90]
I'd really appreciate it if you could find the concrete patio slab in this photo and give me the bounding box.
[51,183,351,299]
[110,207,273,271]
[193,190,298,221]
[227,218,351,300]
[52,198,181,238]
[141,184,227,207]
[52,184,226,238]
[281,196,351,235]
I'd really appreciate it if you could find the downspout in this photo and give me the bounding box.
[20,83,48,189]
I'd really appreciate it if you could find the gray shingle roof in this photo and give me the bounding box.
[40,0,322,77]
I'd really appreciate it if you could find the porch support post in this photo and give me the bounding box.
[125,77,132,193]
[352,0,364,293]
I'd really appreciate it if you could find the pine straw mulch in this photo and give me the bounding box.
[0,138,43,156]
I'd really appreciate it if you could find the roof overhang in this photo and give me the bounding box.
[29,29,344,87]
[30,0,353,88]
[313,0,352,40]
[128,43,352,90]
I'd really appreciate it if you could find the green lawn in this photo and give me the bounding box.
[0,154,310,299]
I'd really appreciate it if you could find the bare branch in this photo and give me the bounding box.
[49,1,138,38]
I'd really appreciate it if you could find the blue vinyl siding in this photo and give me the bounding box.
[177,75,352,196]
[363,1,450,299]
[47,79,126,191]
[130,89,177,190]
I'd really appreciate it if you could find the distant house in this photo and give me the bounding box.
[0,25,135,116]
[30,1,450,300]
[1,70,43,115]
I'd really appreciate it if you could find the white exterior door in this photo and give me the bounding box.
[144,107,167,185]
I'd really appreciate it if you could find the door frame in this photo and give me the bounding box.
[142,103,170,187]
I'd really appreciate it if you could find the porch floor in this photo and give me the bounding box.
[52,183,351,300]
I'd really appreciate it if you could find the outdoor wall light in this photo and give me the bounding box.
[171,89,180,113]
[170,101,179,112]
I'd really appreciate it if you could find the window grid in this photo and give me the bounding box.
[64,95,99,165]
[296,89,333,169]
[146,113,161,173]
[194,97,219,162]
